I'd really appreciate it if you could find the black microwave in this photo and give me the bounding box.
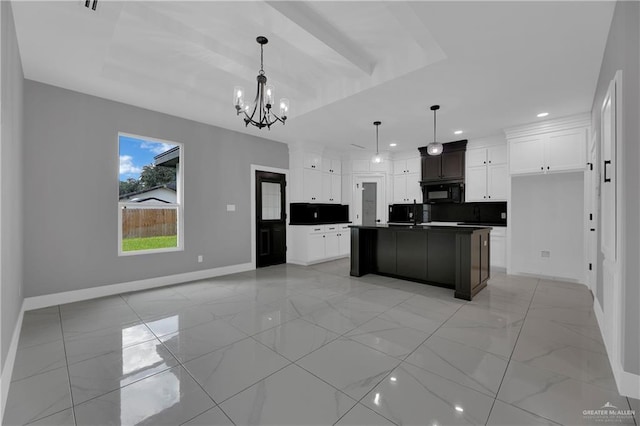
[424,183,464,204]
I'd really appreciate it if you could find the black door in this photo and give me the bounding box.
[256,171,286,268]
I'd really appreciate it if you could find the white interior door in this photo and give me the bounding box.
[601,80,616,262]
[600,72,621,355]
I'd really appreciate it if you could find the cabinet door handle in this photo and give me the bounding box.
[541,166,544,170]
[604,160,612,182]
[483,161,486,164]
[547,166,550,170]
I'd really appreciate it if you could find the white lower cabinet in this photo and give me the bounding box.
[490,227,507,269]
[289,224,350,265]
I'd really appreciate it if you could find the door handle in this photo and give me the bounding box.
[604,160,612,182]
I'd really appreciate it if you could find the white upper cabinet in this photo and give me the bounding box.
[303,168,322,202]
[546,128,587,172]
[303,152,323,170]
[393,157,421,175]
[322,172,342,203]
[509,127,587,176]
[393,173,421,203]
[322,158,342,174]
[465,145,508,201]
[290,148,343,203]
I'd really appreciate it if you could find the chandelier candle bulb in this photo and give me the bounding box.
[234,86,244,109]
[279,98,289,117]
[265,85,274,107]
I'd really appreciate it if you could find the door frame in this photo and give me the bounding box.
[352,174,387,225]
[585,131,598,294]
[250,165,290,269]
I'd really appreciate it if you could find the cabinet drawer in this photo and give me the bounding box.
[308,226,326,234]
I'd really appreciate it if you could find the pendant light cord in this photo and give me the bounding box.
[433,108,436,143]
[376,124,379,154]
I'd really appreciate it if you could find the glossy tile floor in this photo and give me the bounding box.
[4,259,638,425]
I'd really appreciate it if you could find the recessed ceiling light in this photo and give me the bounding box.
[537,112,549,118]
[454,130,463,135]
[389,143,397,147]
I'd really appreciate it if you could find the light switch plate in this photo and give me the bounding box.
[227,204,236,211]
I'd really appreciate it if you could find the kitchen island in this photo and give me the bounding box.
[350,224,491,300]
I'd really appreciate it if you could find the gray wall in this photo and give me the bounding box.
[590,0,639,375]
[23,81,288,298]
[1,1,24,371]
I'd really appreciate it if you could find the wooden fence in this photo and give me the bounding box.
[122,207,177,239]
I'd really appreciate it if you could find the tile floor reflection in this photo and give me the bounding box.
[3,259,638,425]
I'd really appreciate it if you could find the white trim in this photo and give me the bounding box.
[288,254,349,266]
[352,173,387,225]
[250,165,290,268]
[504,113,591,139]
[509,271,586,286]
[593,296,640,399]
[23,262,253,311]
[0,301,25,421]
[117,132,184,257]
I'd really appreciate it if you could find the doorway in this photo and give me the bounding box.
[255,171,286,268]
[353,175,386,225]
[362,183,377,225]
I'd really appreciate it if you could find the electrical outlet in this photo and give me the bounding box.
[197,255,203,263]
[541,250,550,258]
[226,204,236,212]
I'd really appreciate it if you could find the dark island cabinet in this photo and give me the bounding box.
[419,140,467,183]
[350,224,491,300]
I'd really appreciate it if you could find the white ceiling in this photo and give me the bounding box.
[12,1,615,154]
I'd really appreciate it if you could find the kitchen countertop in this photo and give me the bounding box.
[351,223,492,233]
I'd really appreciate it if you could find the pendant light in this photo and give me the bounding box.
[371,121,383,164]
[426,105,443,156]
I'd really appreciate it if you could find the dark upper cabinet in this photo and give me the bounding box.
[419,140,467,183]
[421,156,442,181]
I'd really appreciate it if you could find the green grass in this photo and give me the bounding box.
[122,235,177,252]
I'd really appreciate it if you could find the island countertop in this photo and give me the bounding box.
[350,224,491,300]
[351,223,493,232]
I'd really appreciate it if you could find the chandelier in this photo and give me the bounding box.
[426,105,444,156]
[371,121,383,164]
[234,36,289,130]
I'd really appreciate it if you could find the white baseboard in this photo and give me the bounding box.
[509,270,586,286]
[23,262,254,311]
[1,301,25,423]
[593,296,640,399]
[287,255,349,267]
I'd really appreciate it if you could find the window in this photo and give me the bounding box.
[118,133,183,255]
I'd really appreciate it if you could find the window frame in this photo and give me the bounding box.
[117,132,184,257]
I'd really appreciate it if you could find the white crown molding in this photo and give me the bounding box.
[504,113,591,139]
